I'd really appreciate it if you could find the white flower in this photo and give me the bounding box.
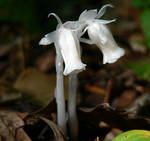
[39,13,86,75]
[79,4,125,64]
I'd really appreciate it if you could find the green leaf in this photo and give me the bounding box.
[113,130,150,141]
[131,0,150,8]
[141,9,150,49]
[127,60,150,79]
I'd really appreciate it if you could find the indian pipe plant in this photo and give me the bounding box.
[39,4,125,141]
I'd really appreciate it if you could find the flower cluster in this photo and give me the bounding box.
[39,4,125,75]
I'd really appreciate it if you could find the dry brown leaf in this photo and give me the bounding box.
[103,128,122,141]
[85,84,105,95]
[16,128,32,141]
[35,51,55,72]
[0,110,24,135]
[115,89,137,109]
[39,116,66,141]
[128,34,147,54]
[0,110,31,141]
[14,68,69,106]
[79,103,150,131]
[0,117,14,141]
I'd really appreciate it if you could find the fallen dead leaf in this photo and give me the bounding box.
[16,128,32,141]
[35,51,55,72]
[0,117,14,141]
[39,116,66,141]
[128,33,147,54]
[0,92,21,105]
[0,110,31,141]
[14,68,69,106]
[125,93,150,117]
[0,110,24,135]
[79,103,150,131]
[115,89,137,109]
[103,128,122,141]
[85,84,105,95]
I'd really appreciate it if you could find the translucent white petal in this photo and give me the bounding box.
[39,31,55,45]
[96,19,116,24]
[63,21,86,38]
[56,27,86,76]
[78,10,87,21]
[39,37,52,45]
[48,13,62,28]
[97,4,113,19]
[64,61,86,76]
[87,22,125,64]
[102,45,125,64]
[63,21,82,30]
[79,9,98,21]
[87,21,107,45]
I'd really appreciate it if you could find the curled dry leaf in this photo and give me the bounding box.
[39,116,66,141]
[79,103,150,131]
[128,34,147,54]
[0,37,23,57]
[0,117,13,141]
[85,84,105,95]
[14,68,69,106]
[115,89,137,109]
[0,110,31,141]
[0,92,21,105]
[103,128,123,141]
[125,93,150,116]
[16,128,32,141]
[35,51,55,72]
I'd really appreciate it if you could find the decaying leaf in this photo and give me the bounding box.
[79,103,150,131]
[128,33,147,54]
[0,92,21,105]
[39,117,66,141]
[103,128,122,141]
[0,110,31,141]
[35,51,55,72]
[125,93,150,117]
[16,128,32,141]
[14,68,69,106]
[115,89,137,109]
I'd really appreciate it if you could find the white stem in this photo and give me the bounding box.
[55,46,67,135]
[68,73,78,141]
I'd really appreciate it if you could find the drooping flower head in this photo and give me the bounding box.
[39,13,86,75]
[78,4,125,64]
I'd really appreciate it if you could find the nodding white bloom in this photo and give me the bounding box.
[79,4,125,64]
[39,13,86,76]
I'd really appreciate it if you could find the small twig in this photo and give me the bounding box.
[38,125,49,139]
[39,116,66,141]
[104,78,113,103]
